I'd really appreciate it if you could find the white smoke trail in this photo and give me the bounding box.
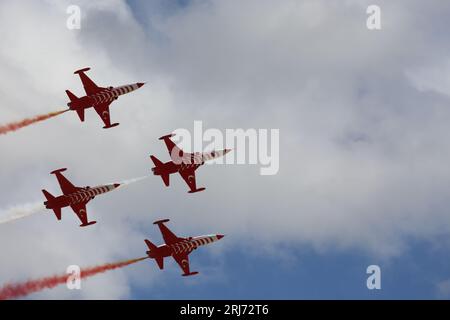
[118,175,150,187]
[0,202,45,225]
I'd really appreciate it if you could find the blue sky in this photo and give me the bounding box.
[1,0,450,300]
[127,236,450,299]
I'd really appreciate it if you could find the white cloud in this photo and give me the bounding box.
[1,0,450,298]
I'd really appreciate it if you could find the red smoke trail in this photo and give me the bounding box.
[0,256,147,300]
[0,109,68,135]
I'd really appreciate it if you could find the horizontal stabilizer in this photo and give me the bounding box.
[154,256,164,270]
[153,219,170,225]
[52,208,62,220]
[75,108,85,122]
[160,174,170,187]
[50,168,67,174]
[74,67,91,74]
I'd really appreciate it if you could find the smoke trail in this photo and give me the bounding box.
[120,175,150,186]
[0,257,148,300]
[0,202,45,225]
[0,109,68,135]
[114,175,150,190]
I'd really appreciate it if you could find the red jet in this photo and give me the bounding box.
[145,219,224,276]
[42,168,121,227]
[65,67,145,128]
[150,133,231,193]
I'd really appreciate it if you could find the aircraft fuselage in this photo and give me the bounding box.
[44,183,120,209]
[146,234,224,259]
[152,161,202,177]
[68,83,144,110]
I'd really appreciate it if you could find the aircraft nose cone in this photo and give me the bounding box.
[114,183,121,188]
[217,234,225,240]
[137,82,145,88]
[224,149,232,154]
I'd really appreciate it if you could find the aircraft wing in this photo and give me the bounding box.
[76,70,103,95]
[172,251,192,275]
[155,221,181,245]
[159,134,184,161]
[54,171,80,195]
[70,202,89,225]
[159,134,205,164]
[93,102,116,129]
[178,168,198,192]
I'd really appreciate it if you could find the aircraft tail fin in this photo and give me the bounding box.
[145,239,158,252]
[145,239,164,269]
[150,155,163,167]
[182,271,199,277]
[42,189,61,220]
[65,89,78,102]
[42,189,55,202]
[65,90,85,122]
[150,156,170,186]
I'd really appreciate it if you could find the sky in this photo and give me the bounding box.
[1,0,450,299]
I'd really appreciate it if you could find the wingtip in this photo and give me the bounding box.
[182,271,199,277]
[80,221,97,227]
[188,187,206,194]
[103,123,120,129]
[74,67,91,74]
[158,133,176,140]
[50,168,67,174]
[153,219,170,225]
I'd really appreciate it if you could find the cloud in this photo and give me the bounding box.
[130,0,450,257]
[1,0,450,298]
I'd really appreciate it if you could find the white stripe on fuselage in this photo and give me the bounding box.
[67,185,114,204]
[169,236,218,254]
